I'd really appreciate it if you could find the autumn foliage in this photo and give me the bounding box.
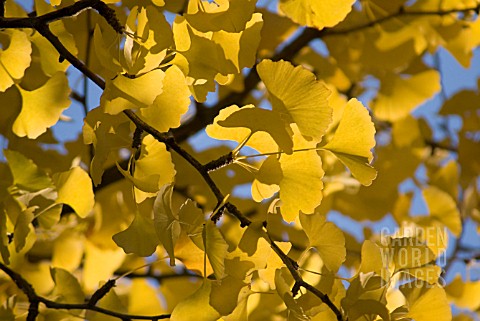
[0,0,479,320]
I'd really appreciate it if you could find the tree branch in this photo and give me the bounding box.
[0,262,170,320]
[267,232,344,321]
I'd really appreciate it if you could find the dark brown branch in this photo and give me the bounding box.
[116,269,203,283]
[204,152,234,172]
[0,0,100,28]
[0,0,6,18]
[267,233,344,321]
[424,139,457,153]
[0,262,170,320]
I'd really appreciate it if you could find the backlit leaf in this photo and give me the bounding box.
[101,69,165,114]
[206,105,279,154]
[277,126,325,221]
[402,285,451,321]
[12,72,71,139]
[154,184,181,266]
[50,267,84,304]
[83,106,130,185]
[300,211,346,272]
[445,276,480,310]
[52,230,85,272]
[140,65,191,132]
[257,59,332,142]
[218,106,293,153]
[131,135,176,202]
[83,240,125,292]
[251,155,283,202]
[170,280,220,321]
[372,71,441,122]
[14,207,34,252]
[3,149,53,192]
[128,279,165,315]
[323,98,377,186]
[258,241,291,289]
[423,186,462,237]
[53,167,95,218]
[0,30,31,92]
[185,0,256,32]
[112,211,159,257]
[204,221,229,280]
[279,0,355,30]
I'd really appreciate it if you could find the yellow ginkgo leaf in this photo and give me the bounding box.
[128,279,165,315]
[403,285,451,321]
[170,280,221,321]
[112,212,159,257]
[154,184,181,266]
[12,72,70,139]
[83,107,130,186]
[299,212,346,272]
[53,166,95,219]
[93,25,123,75]
[204,221,229,280]
[178,199,205,249]
[140,65,190,132]
[186,0,256,32]
[279,0,355,30]
[428,160,459,200]
[52,230,85,272]
[445,276,480,310]
[372,70,441,122]
[251,155,283,202]
[101,69,165,114]
[3,149,53,192]
[210,277,249,316]
[218,106,293,154]
[277,126,324,221]
[206,105,279,154]
[131,135,176,202]
[389,237,436,270]
[423,186,462,237]
[257,59,332,142]
[123,5,172,75]
[258,241,291,289]
[172,16,237,102]
[211,13,263,73]
[323,98,377,186]
[14,206,35,252]
[50,268,84,304]
[0,30,31,92]
[83,240,125,292]
[359,240,388,278]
